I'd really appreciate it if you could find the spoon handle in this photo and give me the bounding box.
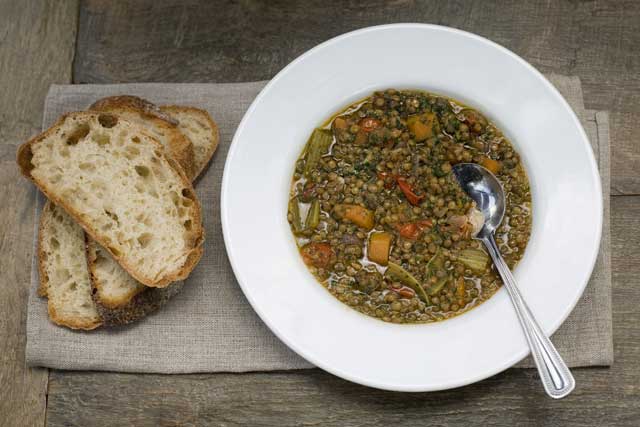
[481,233,575,399]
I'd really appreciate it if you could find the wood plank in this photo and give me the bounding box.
[0,1,78,426]
[610,112,640,195]
[46,194,640,426]
[74,0,640,195]
[74,0,640,113]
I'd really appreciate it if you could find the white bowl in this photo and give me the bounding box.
[221,24,602,392]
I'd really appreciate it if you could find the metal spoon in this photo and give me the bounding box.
[452,163,575,399]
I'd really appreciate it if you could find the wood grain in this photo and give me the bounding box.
[610,112,640,195]
[45,195,640,426]
[73,0,640,195]
[0,0,78,426]
[8,0,634,424]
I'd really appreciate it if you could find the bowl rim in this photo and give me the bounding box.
[221,23,603,391]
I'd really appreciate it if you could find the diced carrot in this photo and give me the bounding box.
[368,232,393,265]
[334,204,375,230]
[480,156,501,174]
[332,117,347,130]
[407,112,436,141]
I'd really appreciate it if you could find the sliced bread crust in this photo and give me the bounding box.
[159,105,219,179]
[19,111,204,288]
[86,237,186,326]
[90,96,197,180]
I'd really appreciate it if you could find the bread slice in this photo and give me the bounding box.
[18,111,204,288]
[90,96,197,180]
[87,107,218,325]
[159,106,219,179]
[38,202,102,330]
[37,96,196,293]
[86,242,184,325]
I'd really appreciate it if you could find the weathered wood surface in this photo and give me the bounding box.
[610,113,639,196]
[45,196,640,426]
[0,1,78,426]
[73,0,640,195]
[0,0,635,425]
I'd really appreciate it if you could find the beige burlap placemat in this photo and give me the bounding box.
[25,75,612,372]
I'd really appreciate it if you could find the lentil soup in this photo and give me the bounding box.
[288,89,531,324]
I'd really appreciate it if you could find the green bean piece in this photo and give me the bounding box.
[425,249,448,296]
[458,248,489,272]
[426,249,444,274]
[303,128,333,178]
[385,262,430,304]
[288,197,303,234]
[427,276,448,296]
[305,199,321,230]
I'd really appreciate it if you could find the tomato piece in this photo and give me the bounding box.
[359,117,381,132]
[396,177,424,206]
[300,243,334,269]
[376,172,396,189]
[396,219,433,240]
[396,222,420,240]
[389,285,416,299]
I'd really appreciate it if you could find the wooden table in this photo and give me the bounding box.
[1,1,638,425]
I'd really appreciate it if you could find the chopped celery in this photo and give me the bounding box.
[288,197,303,234]
[458,248,489,272]
[305,199,320,230]
[303,128,333,178]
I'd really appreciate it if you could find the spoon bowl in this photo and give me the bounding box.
[452,163,505,237]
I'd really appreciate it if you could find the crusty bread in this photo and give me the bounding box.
[86,242,184,325]
[90,96,197,180]
[38,202,102,330]
[88,106,218,325]
[18,111,204,288]
[38,97,195,289]
[160,105,219,179]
